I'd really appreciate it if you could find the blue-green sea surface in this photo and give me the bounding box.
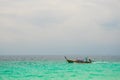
[0,56,120,80]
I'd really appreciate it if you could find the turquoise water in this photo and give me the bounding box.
[0,56,120,80]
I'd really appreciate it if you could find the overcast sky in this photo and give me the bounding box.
[0,0,120,55]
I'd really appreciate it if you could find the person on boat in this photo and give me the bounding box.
[85,57,92,63]
[88,58,92,63]
[85,57,88,62]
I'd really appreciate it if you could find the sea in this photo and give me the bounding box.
[0,55,120,80]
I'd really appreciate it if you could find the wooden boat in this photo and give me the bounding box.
[64,56,92,63]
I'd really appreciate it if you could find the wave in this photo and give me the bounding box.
[93,61,110,64]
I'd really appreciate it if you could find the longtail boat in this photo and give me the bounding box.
[64,56,92,63]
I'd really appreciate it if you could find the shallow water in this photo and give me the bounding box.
[0,55,120,80]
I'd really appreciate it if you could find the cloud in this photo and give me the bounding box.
[0,0,120,55]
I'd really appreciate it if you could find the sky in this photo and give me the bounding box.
[0,0,120,55]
